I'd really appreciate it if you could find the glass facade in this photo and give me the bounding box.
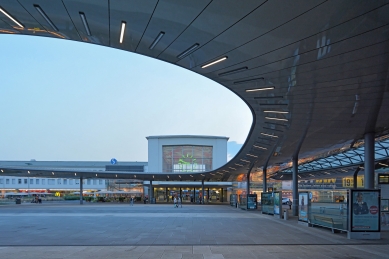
[162,145,213,172]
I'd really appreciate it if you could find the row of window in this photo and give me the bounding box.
[0,178,104,185]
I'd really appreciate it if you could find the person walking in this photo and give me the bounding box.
[130,197,134,206]
[174,197,177,208]
[178,196,182,208]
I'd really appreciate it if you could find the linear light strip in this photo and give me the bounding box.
[265,117,288,121]
[263,110,289,114]
[149,31,165,49]
[177,43,199,59]
[218,66,248,76]
[234,77,264,85]
[119,21,126,43]
[0,7,24,28]
[261,133,278,138]
[34,5,58,31]
[379,162,389,167]
[260,103,288,106]
[254,145,267,150]
[79,12,91,36]
[245,87,275,92]
[201,56,227,68]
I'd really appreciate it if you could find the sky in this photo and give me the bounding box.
[0,34,251,162]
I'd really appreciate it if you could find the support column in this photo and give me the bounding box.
[207,188,209,204]
[292,156,298,216]
[193,187,195,203]
[364,132,375,189]
[166,187,168,202]
[180,188,182,201]
[221,188,224,202]
[263,167,267,193]
[80,176,83,205]
[202,180,205,204]
[149,180,152,203]
[353,167,361,189]
[247,172,251,195]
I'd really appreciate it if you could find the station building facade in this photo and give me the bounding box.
[0,135,232,202]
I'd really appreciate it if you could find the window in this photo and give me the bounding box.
[24,179,27,184]
[48,179,55,185]
[64,179,67,185]
[42,179,45,184]
[0,179,3,184]
[6,179,10,184]
[18,179,22,184]
[87,179,91,185]
[36,179,40,184]
[76,180,79,185]
[99,179,103,185]
[69,179,73,185]
[12,179,16,184]
[30,179,33,184]
[57,179,61,184]
[93,179,97,185]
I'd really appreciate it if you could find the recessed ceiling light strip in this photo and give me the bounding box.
[119,21,126,43]
[177,43,199,59]
[261,133,278,138]
[0,6,24,28]
[234,77,264,85]
[264,110,289,114]
[254,145,267,150]
[245,87,275,92]
[201,56,227,68]
[79,12,91,36]
[265,117,288,121]
[218,67,248,76]
[34,5,58,31]
[149,31,165,49]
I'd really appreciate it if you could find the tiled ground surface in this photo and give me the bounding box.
[0,203,388,258]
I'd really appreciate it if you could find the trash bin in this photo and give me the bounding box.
[284,210,288,220]
[15,198,21,204]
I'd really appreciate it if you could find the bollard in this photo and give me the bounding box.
[284,210,288,220]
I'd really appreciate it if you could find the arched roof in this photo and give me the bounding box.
[1,0,389,181]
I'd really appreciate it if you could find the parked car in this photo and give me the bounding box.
[282,198,290,204]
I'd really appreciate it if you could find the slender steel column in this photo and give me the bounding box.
[149,180,152,203]
[166,187,168,202]
[292,156,298,216]
[180,187,182,201]
[353,167,361,189]
[207,188,209,204]
[202,180,205,204]
[247,172,251,195]
[80,176,83,205]
[263,167,267,193]
[193,187,195,203]
[364,132,375,189]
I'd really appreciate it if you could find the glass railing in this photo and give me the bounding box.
[309,202,348,231]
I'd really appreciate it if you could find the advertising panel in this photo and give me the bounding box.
[350,190,380,232]
[274,192,280,215]
[298,192,308,222]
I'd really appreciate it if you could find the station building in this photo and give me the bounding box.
[0,135,232,203]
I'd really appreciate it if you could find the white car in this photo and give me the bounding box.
[282,198,290,205]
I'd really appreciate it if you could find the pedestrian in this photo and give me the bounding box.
[178,196,182,208]
[174,197,177,208]
[287,199,292,210]
[130,197,134,206]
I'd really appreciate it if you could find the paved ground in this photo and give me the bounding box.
[0,203,388,258]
